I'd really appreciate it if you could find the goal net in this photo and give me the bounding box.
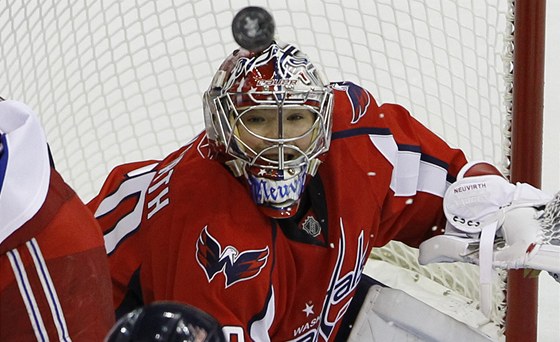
[1,0,532,340]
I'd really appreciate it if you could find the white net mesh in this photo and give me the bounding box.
[0,0,511,201]
[538,191,560,246]
[0,0,513,336]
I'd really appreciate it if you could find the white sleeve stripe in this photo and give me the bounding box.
[368,133,398,167]
[27,239,71,342]
[7,248,49,342]
[392,150,421,196]
[99,171,156,254]
[418,161,450,197]
[369,134,449,197]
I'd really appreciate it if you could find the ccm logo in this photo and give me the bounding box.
[453,216,480,227]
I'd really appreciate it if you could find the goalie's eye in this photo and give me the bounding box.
[239,107,315,139]
[286,112,307,121]
[243,114,267,125]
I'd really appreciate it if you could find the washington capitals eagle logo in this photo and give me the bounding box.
[196,226,269,288]
[332,81,373,124]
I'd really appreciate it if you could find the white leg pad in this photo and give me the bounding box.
[348,285,499,342]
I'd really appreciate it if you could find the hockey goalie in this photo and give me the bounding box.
[88,38,560,341]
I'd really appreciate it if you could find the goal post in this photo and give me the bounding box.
[507,1,547,341]
[0,0,546,340]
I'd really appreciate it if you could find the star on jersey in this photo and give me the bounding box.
[303,302,315,317]
[196,226,269,288]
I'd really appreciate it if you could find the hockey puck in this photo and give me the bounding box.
[232,6,275,52]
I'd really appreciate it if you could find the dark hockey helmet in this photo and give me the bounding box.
[105,301,226,342]
[203,42,334,218]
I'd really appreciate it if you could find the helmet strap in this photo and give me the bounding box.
[307,158,322,177]
[225,159,245,177]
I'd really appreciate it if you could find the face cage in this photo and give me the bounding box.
[210,89,332,218]
[212,89,333,174]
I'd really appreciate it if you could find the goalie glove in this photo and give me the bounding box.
[418,162,560,315]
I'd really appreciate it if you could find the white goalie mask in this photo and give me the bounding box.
[203,43,334,218]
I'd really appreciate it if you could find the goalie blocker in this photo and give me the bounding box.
[418,161,560,315]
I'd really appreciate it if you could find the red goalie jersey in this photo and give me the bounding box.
[88,82,468,341]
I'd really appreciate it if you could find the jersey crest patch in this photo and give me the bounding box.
[196,226,269,288]
[302,216,321,237]
[332,81,372,124]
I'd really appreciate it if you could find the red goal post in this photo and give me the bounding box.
[507,1,546,341]
[0,0,546,340]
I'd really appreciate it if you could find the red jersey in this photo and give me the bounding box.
[0,170,115,341]
[88,82,468,341]
[0,100,114,341]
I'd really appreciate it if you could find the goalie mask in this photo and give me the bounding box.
[203,43,333,218]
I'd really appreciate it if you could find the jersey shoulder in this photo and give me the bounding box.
[88,133,251,228]
[330,81,381,130]
[329,81,450,149]
[329,81,412,131]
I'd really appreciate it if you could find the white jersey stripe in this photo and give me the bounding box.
[7,248,49,342]
[418,160,450,197]
[27,239,72,342]
[249,286,275,342]
[99,170,156,254]
[368,134,449,197]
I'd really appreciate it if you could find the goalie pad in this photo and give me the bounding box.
[346,284,499,342]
